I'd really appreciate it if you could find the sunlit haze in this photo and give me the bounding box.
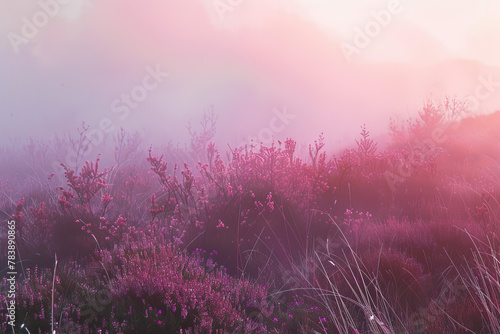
[1,0,500,150]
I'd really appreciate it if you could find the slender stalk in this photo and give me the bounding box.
[51,253,58,334]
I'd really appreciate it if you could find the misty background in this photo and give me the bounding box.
[1,0,500,158]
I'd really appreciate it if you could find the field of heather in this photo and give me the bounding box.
[1,102,500,333]
[2,2,500,334]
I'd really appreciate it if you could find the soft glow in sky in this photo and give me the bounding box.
[293,0,500,66]
[1,0,499,150]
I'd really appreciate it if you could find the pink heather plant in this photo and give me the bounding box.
[1,98,500,333]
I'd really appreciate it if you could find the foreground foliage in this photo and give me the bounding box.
[1,100,500,333]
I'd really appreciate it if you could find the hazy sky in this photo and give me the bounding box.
[1,0,500,151]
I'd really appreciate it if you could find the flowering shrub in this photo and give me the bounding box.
[1,100,500,333]
[0,234,272,333]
